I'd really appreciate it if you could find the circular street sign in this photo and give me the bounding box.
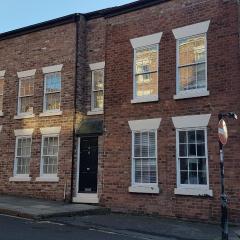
[218,119,228,145]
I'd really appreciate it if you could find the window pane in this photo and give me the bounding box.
[93,91,104,109]
[45,73,61,93]
[149,132,156,157]
[180,171,188,184]
[20,77,34,97]
[135,72,157,97]
[93,70,104,91]
[188,131,196,143]
[198,158,206,171]
[16,157,30,174]
[197,63,206,88]
[179,131,187,143]
[45,92,60,111]
[189,171,198,184]
[180,158,188,171]
[135,45,158,74]
[197,144,205,156]
[196,130,205,143]
[179,144,187,157]
[188,144,196,156]
[199,171,207,185]
[189,158,197,171]
[20,96,33,113]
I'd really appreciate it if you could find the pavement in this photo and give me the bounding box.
[0,194,239,240]
[0,195,107,219]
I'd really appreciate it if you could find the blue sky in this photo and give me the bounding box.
[0,0,135,33]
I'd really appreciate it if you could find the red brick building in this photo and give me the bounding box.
[0,0,239,223]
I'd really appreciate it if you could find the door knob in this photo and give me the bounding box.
[87,168,90,171]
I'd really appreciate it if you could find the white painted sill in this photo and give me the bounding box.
[87,110,104,116]
[39,111,62,117]
[129,185,160,194]
[174,89,209,100]
[0,112,4,117]
[9,176,31,182]
[35,176,59,182]
[14,114,35,120]
[174,188,213,197]
[131,96,158,104]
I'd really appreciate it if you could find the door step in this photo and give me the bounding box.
[73,193,99,204]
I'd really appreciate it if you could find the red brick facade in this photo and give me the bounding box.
[0,0,239,223]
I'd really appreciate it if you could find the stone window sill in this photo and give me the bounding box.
[35,176,59,182]
[174,89,209,100]
[174,188,213,197]
[87,110,103,116]
[14,114,35,119]
[39,111,62,117]
[0,112,4,117]
[129,185,159,194]
[9,176,31,182]
[131,96,158,104]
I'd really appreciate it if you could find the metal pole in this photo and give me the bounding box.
[219,114,228,240]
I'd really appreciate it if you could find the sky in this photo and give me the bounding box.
[0,0,135,33]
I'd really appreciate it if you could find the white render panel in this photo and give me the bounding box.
[42,64,63,74]
[172,114,211,129]
[17,69,36,78]
[14,128,34,136]
[40,127,61,135]
[0,70,6,78]
[89,62,105,70]
[172,20,210,39]
[130,32,163,48]
[128,118,162,131]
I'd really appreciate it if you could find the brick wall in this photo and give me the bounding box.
[0,23,77,200]
[102,0,240,222]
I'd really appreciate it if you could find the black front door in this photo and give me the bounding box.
[78,137,98,193]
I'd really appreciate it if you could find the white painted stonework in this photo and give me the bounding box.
[174,188,213,197]
[128,118,162,131]
[174,89,210,100]
[172,114,211,129]
[40,127,61,135]
[0,70,6,78]
[42,64,63,74]
[172,20,210,39]
[130,32,163,48]
[89,62,105,70]
[17,69,36,78]
[14,128,34,136]
[129,185,159,194]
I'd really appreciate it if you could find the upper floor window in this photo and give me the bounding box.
[177,34,206,92]
[92,69,104,111]
[44,72,61,112]
[18,76,34,115]
[130,32,162,104]
[88,62,105,115]
[172,21,210,100]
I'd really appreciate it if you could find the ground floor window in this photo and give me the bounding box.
[41,135,59,175]
[15,136,32,175]
[133,131,157,184]
[177,128,208,186]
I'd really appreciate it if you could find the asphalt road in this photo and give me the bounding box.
[0,214,172,240]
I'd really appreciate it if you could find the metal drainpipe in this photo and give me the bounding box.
[69,13,81,203]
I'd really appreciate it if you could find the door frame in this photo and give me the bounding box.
[73,136,99,204]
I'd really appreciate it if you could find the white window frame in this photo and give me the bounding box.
[88,62,105,115]
[172,21,210,100]
[17,76,35,116]
[36,127,61,182]
[172,114,213,196]
[43,72,62,113]
[0,70,5,116]
[128,118,161,194]
[130,33,162,104]
[9,128,34,182]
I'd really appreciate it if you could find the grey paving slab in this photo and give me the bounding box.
[0,195,107,219]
